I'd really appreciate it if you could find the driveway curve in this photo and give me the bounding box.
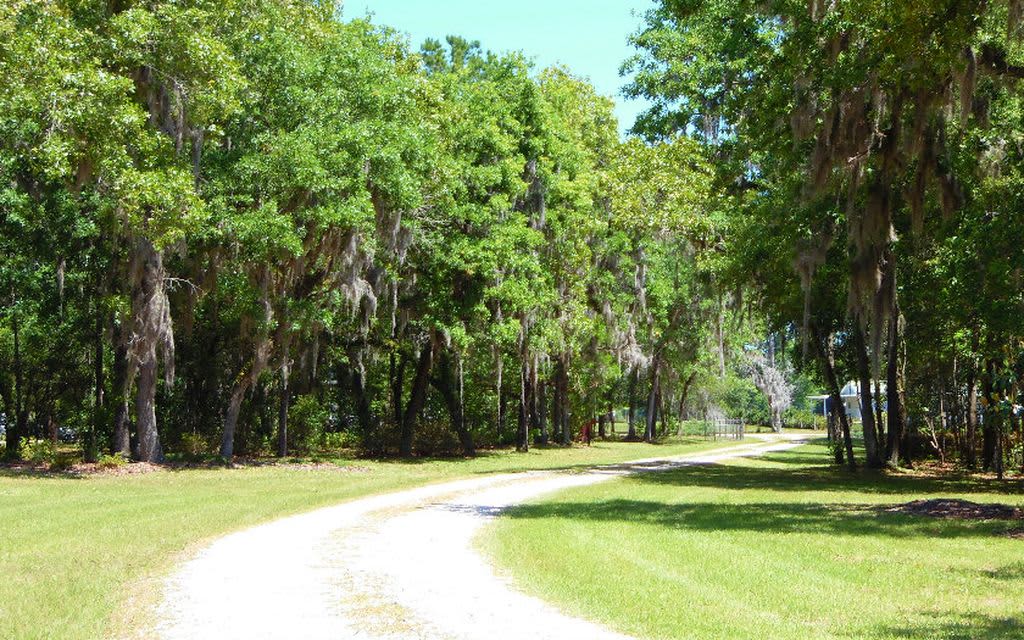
[155,434,809,640]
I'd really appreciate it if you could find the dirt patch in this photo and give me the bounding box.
[885,499,1023,521]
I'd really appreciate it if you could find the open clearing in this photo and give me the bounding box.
[482,441,1024,639]
[0,437,729,640]
[155,435,806,640]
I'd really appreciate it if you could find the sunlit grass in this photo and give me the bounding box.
[0,436,730,640]
[481,441,1024,640]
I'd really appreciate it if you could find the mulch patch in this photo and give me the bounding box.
[885,498,1023,520]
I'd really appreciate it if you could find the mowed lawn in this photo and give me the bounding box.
[482,441,1024,640]
[0,437,733,640]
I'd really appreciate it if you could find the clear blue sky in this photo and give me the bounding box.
[341,0,655,135]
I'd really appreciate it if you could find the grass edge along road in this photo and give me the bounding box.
[481,441,1024,640]
[0,436,740,640]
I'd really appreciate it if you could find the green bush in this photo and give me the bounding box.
[51,451,78,472]
[412,418,459,457]
[97,452,129,469]
[23,439,56,466]
[288,395,329,453]
[784,408,820,429]
[180,432,209,461]
[321,430,358,452]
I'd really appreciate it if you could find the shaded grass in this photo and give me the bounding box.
[0,436,728,640]
[481,442,1024,640]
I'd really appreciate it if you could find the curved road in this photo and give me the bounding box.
[155,435,809,640]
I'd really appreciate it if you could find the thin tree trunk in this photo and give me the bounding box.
[557,355,571,445]
[854,325,882,467]
[495,351,504,444]
[965,361,979,469]
[88,298,104,463]
[538,378,549,444]
[645,361,660,443]
[6,301,24,460]
[277,327,292,458]
[277,363,290,458]
[873,377,885,445]
[111,331,131,457]
[886,316,907,467]
[432,351,475,456]
[627,368,638,440]
[982,359,998,471]
[517,360,529,452]
[814,326,856,470]
[400,342,433,457]
[390,351,405,430]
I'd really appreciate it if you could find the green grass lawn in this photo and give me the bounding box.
[481,441,1024,640]
[0,436,732,640]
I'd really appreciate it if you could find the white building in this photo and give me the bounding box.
[808,381,886,421]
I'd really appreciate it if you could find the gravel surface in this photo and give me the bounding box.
[156,435,809,640]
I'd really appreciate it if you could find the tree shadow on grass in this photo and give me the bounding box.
[626,454,1024,497]
[500,498,1007,539]
[868,612,1024,639]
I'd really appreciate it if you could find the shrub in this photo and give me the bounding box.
[180,432,209,461]
[97,453,129,469]
[321,430,358,452]
[288,395,329,453]
[412,418,459,457]
[784,408,819,429]
[50,451,78,472]
[23,439,56,466]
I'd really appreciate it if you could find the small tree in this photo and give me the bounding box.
[746,351,794,433]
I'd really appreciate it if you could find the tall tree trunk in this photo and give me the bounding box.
[276,326,292,458]
[390,351,405,426]
[814,326,856,470]
[517,360,530,452]
[87,298,104,463]
[645,360,660,443]
[884,264,909,464]
[6,301,24,460]
[885,314,907,467]
[854,325,882,467]
[432,351,475,457]
[677,371,697,423]
[350,360,374,447]
[873,377,885,445]
[556,355,571,445]
[495,351,504,443]
[128,238,174,463]
[538,377,549,444]
[550,374,562,444]
[965,361,979,469]
[529,356,541,438]
[400,342,433,457]
[221,286,272,460]
[982,359,998,471]
[111,329,131,457]
[627,368,638,440]
[135,356,163,462]
[277,363,290,459]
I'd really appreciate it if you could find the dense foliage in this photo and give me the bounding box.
[626,0,1024,474]
[0,1,760,464]
[2,0,1021,477]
